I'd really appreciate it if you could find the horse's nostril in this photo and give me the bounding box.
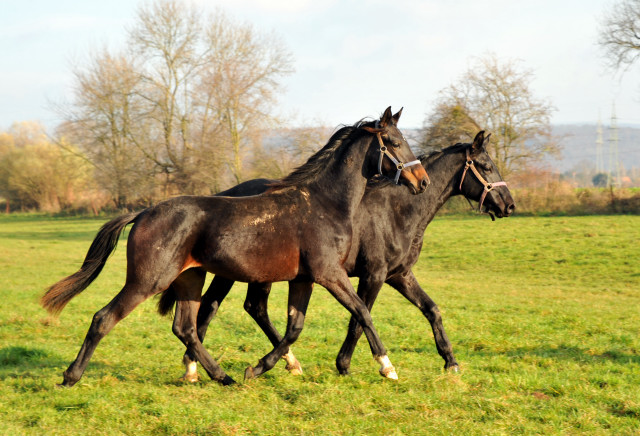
[507,203,515,215]
[420,178,428,191]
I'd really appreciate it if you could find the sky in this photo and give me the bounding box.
[1,0,639,131]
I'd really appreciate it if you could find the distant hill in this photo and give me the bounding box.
[551,124,640,173]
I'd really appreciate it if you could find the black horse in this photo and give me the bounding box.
[159,130,515,380]
[42,107,429,386]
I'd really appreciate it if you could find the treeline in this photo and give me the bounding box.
[0,120,327,213]
[3,119,638,215]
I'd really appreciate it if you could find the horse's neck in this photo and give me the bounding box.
[312,136,372,217]
[418,151,464,222]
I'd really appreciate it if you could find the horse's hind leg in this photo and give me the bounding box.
[245,281,312,380]
[244,283,302,375]
[61,283,154,387]
[195,275,235,341]
[172,269,235,385]
[182,275,235,378]
[387,271,458,371]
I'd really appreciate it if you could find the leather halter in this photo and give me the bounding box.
[459,147,507,213]
[374,122,422,184]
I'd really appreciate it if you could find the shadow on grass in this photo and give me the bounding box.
[0,346,64,381]
[472,344,640,365]
[0,346,102,379]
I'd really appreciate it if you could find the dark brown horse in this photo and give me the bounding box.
[42,107,429,386]
[160,130,515,380]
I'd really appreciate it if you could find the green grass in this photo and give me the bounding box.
[0,213,639,435]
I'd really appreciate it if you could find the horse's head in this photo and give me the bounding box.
[363,107,430,194]
[458,130,515,219]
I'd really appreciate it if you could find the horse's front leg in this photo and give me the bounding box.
[335,272,386,375]
[245,281,312,379]
[316,270,397,380]
[386,271,459,371]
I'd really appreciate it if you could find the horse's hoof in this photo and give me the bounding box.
[179,373,199,383]
[221,375,236,386]
[244,366,256,380]
[60,378,77,388]
[283,351,303,375]
[379,366,398,380]
[376,355,398,380]
[446,364,460,373]
[286,361,303,376]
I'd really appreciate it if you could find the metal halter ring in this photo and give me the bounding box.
[376,133,421,184]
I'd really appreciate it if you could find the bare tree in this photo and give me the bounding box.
[420,54,557,177]
[58,49,153,208]
[421,101,481,152]
[598,0,640,70]
[58,0,293,201]
[197,11,294,185]
[127,0,206,194]
[249,125,330,180]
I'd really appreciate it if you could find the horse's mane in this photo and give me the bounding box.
[269,120,373,190]
[421,142,470,163]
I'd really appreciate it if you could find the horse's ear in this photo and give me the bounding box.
[391,107,403,125]
[482,133,492,148]
[379,106,393,127]
[471,130,485,154]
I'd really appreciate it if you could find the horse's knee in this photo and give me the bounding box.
[173,322,197,344]
[244,298,268,321]
[424,304,442,323]
[286,317,305,342]
[243,297,254,315]
[89,309,112,338]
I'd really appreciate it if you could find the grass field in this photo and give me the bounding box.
[0,213,639,435]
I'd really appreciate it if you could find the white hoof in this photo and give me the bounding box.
[282,350,303,375]
[375,355,398,380]
[380,367,398,380]
[180,361,199,382]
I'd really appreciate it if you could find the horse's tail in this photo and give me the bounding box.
[157,285,177,317]
[41,211,142,315]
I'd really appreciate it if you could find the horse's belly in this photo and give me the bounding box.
[204,240,300,283]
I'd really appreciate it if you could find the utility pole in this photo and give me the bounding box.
[596,116,604,173]
[608,103,621,187]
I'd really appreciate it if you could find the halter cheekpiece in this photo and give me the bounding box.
[459,147,507,213]
[374,120,422,184]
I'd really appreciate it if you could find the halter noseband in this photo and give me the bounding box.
[374,121,422,185]
[459,147,507,214]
